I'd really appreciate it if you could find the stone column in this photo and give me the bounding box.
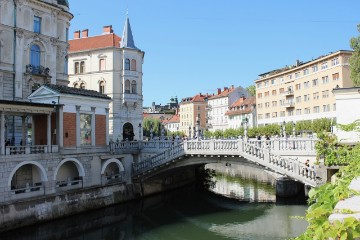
[105,108,109,144]
[21,116,26,145]
[91,107,96,146]
[76,105,81,147]
[47,114,51,150]
[1,112,5,155]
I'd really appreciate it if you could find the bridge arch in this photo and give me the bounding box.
[8,161,48,188]
[53,158,85,182]
[101,158,125,175]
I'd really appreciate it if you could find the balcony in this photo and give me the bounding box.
[281,90,294,96]
[26,64,50,76]
[283,101,295,108]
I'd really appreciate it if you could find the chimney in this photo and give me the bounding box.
[217,88,221,94]
[74,30,80,39]
[224,87,228,91]
[103,25,113,34]
[231,85,234,89]
[81,29,88,38]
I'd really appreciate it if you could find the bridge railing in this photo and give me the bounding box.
[110,139,183,153]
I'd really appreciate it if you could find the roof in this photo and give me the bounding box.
[163,114,180,124]
[0,99,57,108]
[69,33,121,52]
[44,84,111,100]
[209,87,236,100]
[180,94,210,104]
[121,16,138,49]
[226,96,256,116]
[225,108,253,116]
[230,96,256,108]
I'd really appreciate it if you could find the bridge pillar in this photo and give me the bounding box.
[276,177,304,198]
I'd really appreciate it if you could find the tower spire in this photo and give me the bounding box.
[121,13,138,49]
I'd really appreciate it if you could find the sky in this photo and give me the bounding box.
[68,0,360,107]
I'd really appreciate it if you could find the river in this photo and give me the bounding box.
[0,163,308,240]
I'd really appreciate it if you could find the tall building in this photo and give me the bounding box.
[179,93,209,137]
[0,0,72,144]
[255,50,353,126]
[68,16,145,140]
[207,86,250,131]
[226,96,256,129]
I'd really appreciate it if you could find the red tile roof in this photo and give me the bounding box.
[230,96,256,108]
[209,87,236,100]
[163,114,180,124]
[225,96,256,116]
[180,93,210,103]
[69,34,121,52]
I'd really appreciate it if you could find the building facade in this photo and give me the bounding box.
[163,114,180,133]
[179,94,209,137]
[207,86,250,131]
[255,50,353,126]
[226,96,256,129]
[68,17,145,141]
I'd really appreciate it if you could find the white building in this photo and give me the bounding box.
[226,96,256,129]
[207,86,250,131]
[333,87,360,143]
[163,114,180,133]
[0,0,72,144]
[68,16,145,141]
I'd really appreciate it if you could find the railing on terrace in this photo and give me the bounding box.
[2,145,59,155]
[132,138,319,187]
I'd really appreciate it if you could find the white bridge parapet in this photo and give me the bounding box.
[128,138,319,187]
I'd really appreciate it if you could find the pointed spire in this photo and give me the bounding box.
[121,15,138,50]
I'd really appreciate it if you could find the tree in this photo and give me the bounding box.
[245,85,256,96]
[350,24,360,86]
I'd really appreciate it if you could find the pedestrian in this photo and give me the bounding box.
[305,159,310,174]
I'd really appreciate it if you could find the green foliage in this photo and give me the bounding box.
[350,24,360,87]
[295,144,360,239]
[142,118,161,137]
[245,85,256,96]
[338,119,360,132]
[166,131,185,137]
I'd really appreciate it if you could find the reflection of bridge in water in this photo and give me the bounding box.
[111,137,321,187]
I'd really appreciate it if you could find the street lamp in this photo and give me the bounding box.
[138,123,142,141]
[292,122,296,137]
[150,122,153,140]
[188,125,192,139]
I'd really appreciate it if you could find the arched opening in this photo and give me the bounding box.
[125,80,130,93]
[10,162,47,194]
[131,80,137,94]
[80,82,86,89]
[131,59,136,71]
[54,159,85,188]
[125,58,130,70]
[101,159,125,185]
[123,122,134,141]
[74,82,79,88]
[99,81,105,94]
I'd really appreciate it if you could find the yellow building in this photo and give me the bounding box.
[179,94,209,137]
[255,50,353,126]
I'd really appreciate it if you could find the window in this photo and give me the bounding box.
[272,112,277,118]
[303,68,309,75]
[74,62,79,74]
[304,108,310,114]
[264,81,269,87]
[265,113,270,119]
[99,59,106,71]
[125,80,130,93]
[313,92,319,100]
[321,62,328,70]
[125,59,130,70]
[272,101,277,107]
[331,58,339,66]
[312,64,318,72]
[80,114,92,146]
[304,81,309,88]
[322,90,329,98]
[272,90,276,95]
[333,103,336,111]
[257,103,263,109]
[304,94,310,102]
[323,104,330,112]
[131,80,137,93]
[265,102,270,108]
[258,114,263,120]
[313,106,320,113]
[131,59,136,71]
[34,16,41,33]
[332,73,339,81]
[312,79,318,86]
[322,76,329,84]
[30,44,41,67]
[80,61,85,73]
[296,109,302,115]
[280,111,285,117]
[99,81,105,94]
[257,83,262,89]
[280,99,285,106]
[271,79,275,85]
[287,110,294,116]
[257,93,262,98]
[288,74,292,80]
[295,83,301,90]
[74,83,79,88]
[295,72,300,78]
[296,96,301,103]
[279,88,284,93]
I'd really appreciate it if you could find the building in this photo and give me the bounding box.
[179,93,209,137]
[333,87,360,143]
[163,114,180,133]
[0,0,72,144]
[226,96,256,129]
[207,86,250,131]
[145,96,179,113]
[255,50,353,126]
[68,16,145,141]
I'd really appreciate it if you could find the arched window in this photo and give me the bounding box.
[80,83,86,89]
[125,80,130,93]
[131,80,137,94]
[30,44,41,67]
[131,59,136,71]
[99,81,105,94]
[74,83,79,88]
[125,59,130,70]
[74,62,79,74]
[80,61,85,73]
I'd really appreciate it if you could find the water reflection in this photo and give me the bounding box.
[0,163,308,240]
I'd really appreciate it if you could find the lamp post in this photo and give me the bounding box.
[244,117,248,140]
[188,125,192,139]
[150,122,153,140]
[138,123,142,141]
[292,122,296,137]
[282,120,286,139]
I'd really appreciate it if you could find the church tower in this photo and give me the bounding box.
[115,15,145,140]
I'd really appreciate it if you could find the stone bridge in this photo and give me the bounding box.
[111,137,321,187]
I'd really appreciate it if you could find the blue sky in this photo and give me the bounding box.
[68,0,360,106]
